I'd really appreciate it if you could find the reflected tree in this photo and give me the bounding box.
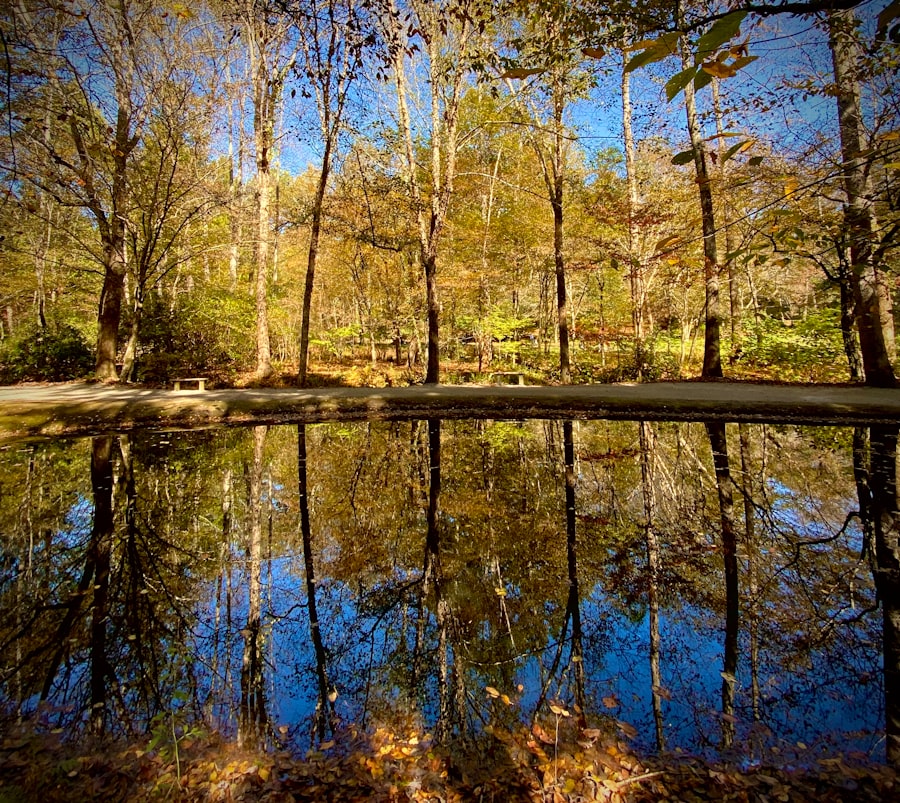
[705,422,739,748]
[639,421,664,750]
[240,425,270,747]
[858,425,900,766]
[298,423,337,742]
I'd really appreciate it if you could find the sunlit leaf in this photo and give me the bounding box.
[696,11,748,58]
[485,686,500,698]
[602,695,619,709]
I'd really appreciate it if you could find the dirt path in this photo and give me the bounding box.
[0,381,898,441]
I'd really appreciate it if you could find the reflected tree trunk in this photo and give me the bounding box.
[298,423,336,742]
[563,421,585,714]
[738,424,761,753]
[412,420,453,740]
[240,426,269,747]
[857,425,900,766]
[705,422,739,747]
[535,421,584,718]
[640,421,664,750]
[212,467,234,721]
[88,436,114,736]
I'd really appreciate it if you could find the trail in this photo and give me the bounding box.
[0,380,898,441]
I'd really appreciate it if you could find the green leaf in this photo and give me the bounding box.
[748,155,764,167]
[665,66,698,102]
[722,141,747,163]
[671,149,696,166]
[730,55,758,72]
[694,68,714,92]
[696,11,747,58]
[624,47,664,73]
[624,32,680,73]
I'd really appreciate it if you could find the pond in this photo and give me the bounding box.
[0,418,897,769]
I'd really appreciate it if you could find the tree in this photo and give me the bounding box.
[2,1,170,380]
[289,0,365,386]
[382,0,482,384]
[236,0,296,380]
[827,8,896,387]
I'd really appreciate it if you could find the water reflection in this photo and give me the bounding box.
[0,419,894,767]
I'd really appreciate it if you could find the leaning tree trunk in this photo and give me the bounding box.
[680,34,722,379]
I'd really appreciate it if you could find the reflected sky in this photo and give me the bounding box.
[0,419,888,765]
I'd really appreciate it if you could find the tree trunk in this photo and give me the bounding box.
[622,48,646,374]
[828,11,896,387]
[712,80,740,359]
[425,252,441,384]
[299,142,333,387]
[680,36,722,379]
[254,163,273,379]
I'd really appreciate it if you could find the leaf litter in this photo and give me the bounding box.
[0,718,896,802]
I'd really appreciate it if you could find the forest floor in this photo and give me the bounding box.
[0,715,897,802]
[0,373,899,442]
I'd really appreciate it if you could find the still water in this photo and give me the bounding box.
[0,419,894,766]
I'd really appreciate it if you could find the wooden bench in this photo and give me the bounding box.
[491,371,525,386]
[173,377,207,392]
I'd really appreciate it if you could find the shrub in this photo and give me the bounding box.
[0,324,94,384]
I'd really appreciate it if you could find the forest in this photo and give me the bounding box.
[0,0,897,390]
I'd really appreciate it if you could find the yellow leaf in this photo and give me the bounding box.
[258,766,271,782]
[485,686,500,698]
